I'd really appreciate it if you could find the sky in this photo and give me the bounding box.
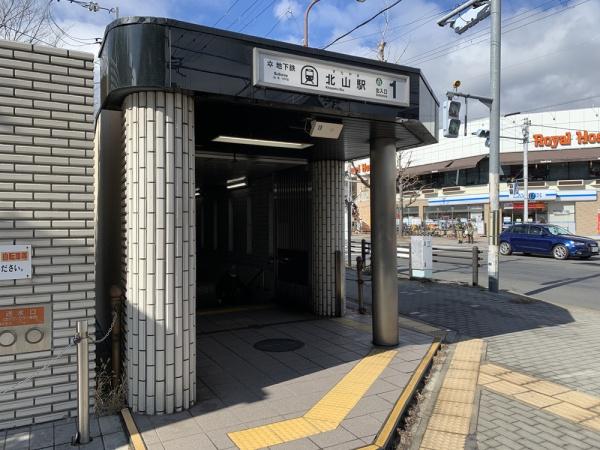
[51,0,600,120]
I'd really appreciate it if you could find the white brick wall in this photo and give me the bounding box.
[123,92,196,414]
[311,160,345,316]
[0,39,94,430]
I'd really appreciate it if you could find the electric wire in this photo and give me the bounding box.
[265,8,291,38]
[406,0,590,66]
[238,0,278,33]
[323,0,405,50]
[213,0,242,27]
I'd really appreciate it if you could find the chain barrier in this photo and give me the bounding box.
[0,338,77,397]
[0,311,117,397]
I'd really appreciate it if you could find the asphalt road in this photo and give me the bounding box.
[396,252,600,310]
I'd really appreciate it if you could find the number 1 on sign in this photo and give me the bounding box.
[389,80,397,99]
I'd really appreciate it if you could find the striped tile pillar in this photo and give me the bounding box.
[123,91,196,414]
[311,160,345,316]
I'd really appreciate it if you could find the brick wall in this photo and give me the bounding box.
[575,195,600,236]
[0,40,94,429]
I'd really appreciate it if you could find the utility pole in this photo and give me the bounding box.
[488,0,501,293]
[522,118,531,223]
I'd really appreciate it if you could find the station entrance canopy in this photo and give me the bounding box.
[96,17,438,415]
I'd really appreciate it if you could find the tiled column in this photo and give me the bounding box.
[311,160,345,316]
[123,92,196,414]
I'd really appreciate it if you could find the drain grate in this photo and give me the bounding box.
[254,338,304,352]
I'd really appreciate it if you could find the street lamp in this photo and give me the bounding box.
[304,0,366,47]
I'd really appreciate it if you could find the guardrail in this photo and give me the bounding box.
[348,239,483,287]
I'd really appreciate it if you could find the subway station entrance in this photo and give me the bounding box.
[95,17,438,416]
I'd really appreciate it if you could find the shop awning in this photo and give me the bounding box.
[406,155,486,175]
[501,147,600,165]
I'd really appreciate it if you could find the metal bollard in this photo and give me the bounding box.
[361,239,367,266]
[75,320,90,444]
[472,246,479,286]
[356,256,366,314]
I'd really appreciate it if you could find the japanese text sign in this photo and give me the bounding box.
[0,245,32,281]
[253,48,410,107]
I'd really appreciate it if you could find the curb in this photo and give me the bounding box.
[356,339,442,450]
[120,407,147,450]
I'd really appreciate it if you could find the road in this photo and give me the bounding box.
[396,252,600,310]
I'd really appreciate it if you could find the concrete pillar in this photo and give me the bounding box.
[311,160,345,316]
[123,91,196,414]
[370,138,399,346]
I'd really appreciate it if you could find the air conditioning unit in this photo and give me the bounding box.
[557,179,584,187]
[442,186,463,194]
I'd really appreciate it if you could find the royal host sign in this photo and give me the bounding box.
[253,48,410,107]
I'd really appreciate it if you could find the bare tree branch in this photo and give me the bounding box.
[0,0,63,45]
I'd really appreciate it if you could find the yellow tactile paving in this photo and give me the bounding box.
[477,373,499,385]
[479,363,510,376]
[514,391,561,408]
[445,369,479,381]
[442,377,477,391]
[229,425,283,450]
[227,349,397,450]
[437,388,476,404]
[544,402,597,423]
[433,401,473,419]
[478,363,600,434]
[526,380,571,396]
[582,417,600,431]
[450,360,480,371]
[426,414,471,434]
[485,380,528,396]
[497,371,537,385]
[419,339,484,450]
[554,390,600,409]
[420,429,467,450]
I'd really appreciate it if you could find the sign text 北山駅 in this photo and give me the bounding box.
[0,245,31,281]
[532,130,600,149]
[253,48,410,107]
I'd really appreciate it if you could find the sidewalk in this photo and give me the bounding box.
[346,276,600,449]
[0,415,129,450]
[132,308,435,450]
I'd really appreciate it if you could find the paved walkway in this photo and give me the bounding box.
[346,275,600,449]
[133,308,434,450]
[0,415,129,450]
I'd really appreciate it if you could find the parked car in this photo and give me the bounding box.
[499,224,599,260]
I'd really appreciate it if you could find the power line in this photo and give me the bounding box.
[519,94,600,114]
[323,0,405,50]
[55,0,118,16]
[239,0,278,33]
[265,8,291,38]
[405,0,590,66]
[403,0,561,65]
[213,0,242,27]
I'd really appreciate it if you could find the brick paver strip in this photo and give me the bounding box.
[418,339,484,450]
[479,362,600,434]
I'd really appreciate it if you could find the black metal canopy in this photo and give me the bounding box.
[99,17,438,162]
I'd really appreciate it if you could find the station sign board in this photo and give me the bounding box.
[253,48,410,107]
[0,245,32,281]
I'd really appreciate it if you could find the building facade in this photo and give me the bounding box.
[350,108,600,237]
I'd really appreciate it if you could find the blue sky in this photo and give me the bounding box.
[52,0,600,120]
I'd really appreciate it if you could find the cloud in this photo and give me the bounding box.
[274,0,301,21]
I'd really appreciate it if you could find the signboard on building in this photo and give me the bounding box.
[500,190,556,202]
[532,130,600,149]
[253,48,410,107]
[0,245,32,281]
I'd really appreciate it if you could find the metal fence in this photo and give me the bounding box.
[348,238,483,286]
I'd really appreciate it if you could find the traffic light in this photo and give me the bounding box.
[443,100,461,138]
[472,128,490,147]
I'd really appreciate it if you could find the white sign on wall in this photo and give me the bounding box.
[253,48,410,107]
[0,245,32,281]
[500,190,557,202]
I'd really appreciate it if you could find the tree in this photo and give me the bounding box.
[0,0,62,45]
[350,149,430,236]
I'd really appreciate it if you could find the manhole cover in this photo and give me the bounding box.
[254,338,304,352]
